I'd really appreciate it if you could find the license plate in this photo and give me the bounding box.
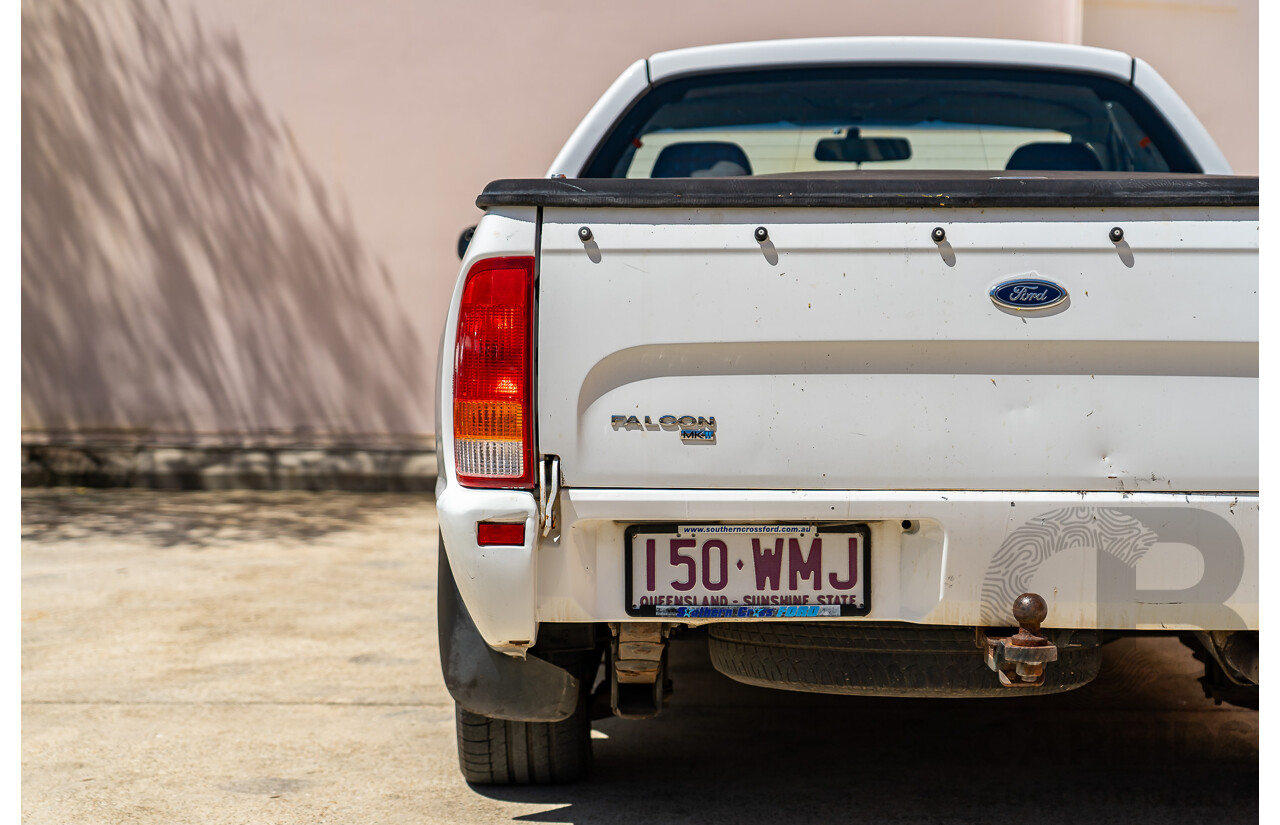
[625,524,870,618]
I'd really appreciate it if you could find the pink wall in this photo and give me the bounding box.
[1083,0,1257,176]
[21,0,1256,443]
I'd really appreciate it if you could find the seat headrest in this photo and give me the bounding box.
[1005,142,1103,171]
[651,142,752,178]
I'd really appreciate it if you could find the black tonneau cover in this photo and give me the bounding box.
[477,171,1258,210]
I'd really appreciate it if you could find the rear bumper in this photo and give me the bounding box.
[438,486,1257,650]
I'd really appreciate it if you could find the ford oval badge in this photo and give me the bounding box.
[989,277,1069,313]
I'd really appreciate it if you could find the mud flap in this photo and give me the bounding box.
[437,536,580,722]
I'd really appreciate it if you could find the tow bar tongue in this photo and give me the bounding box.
[984,593,1059,687]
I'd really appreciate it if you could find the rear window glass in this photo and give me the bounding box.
[584,67,1199,177]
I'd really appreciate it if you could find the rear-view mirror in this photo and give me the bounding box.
[815,131,912,164]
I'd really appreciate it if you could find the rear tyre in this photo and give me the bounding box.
[455,692,592,785]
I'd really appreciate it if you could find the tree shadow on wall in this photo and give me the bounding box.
[22,0,430,440]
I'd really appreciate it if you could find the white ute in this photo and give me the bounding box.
[435,37,1258,784]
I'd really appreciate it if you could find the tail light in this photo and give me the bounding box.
[453,256,535,488]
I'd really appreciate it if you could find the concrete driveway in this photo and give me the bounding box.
[22,489,1258,823]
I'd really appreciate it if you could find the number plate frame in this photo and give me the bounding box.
[623,523,871,619]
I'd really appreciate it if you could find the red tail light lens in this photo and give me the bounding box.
[476,521,527,546]
[453,256,535,487]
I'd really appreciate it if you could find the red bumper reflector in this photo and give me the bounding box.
[477,521,526,546]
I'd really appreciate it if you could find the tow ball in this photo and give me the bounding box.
[983,593,1059,687]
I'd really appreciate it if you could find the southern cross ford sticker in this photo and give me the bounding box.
[656,605,841,618]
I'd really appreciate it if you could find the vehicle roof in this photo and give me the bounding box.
[647,37,1134,83]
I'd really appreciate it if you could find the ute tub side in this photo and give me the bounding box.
[437,207,542,651]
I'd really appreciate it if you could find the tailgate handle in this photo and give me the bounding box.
[538,455,560,537]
